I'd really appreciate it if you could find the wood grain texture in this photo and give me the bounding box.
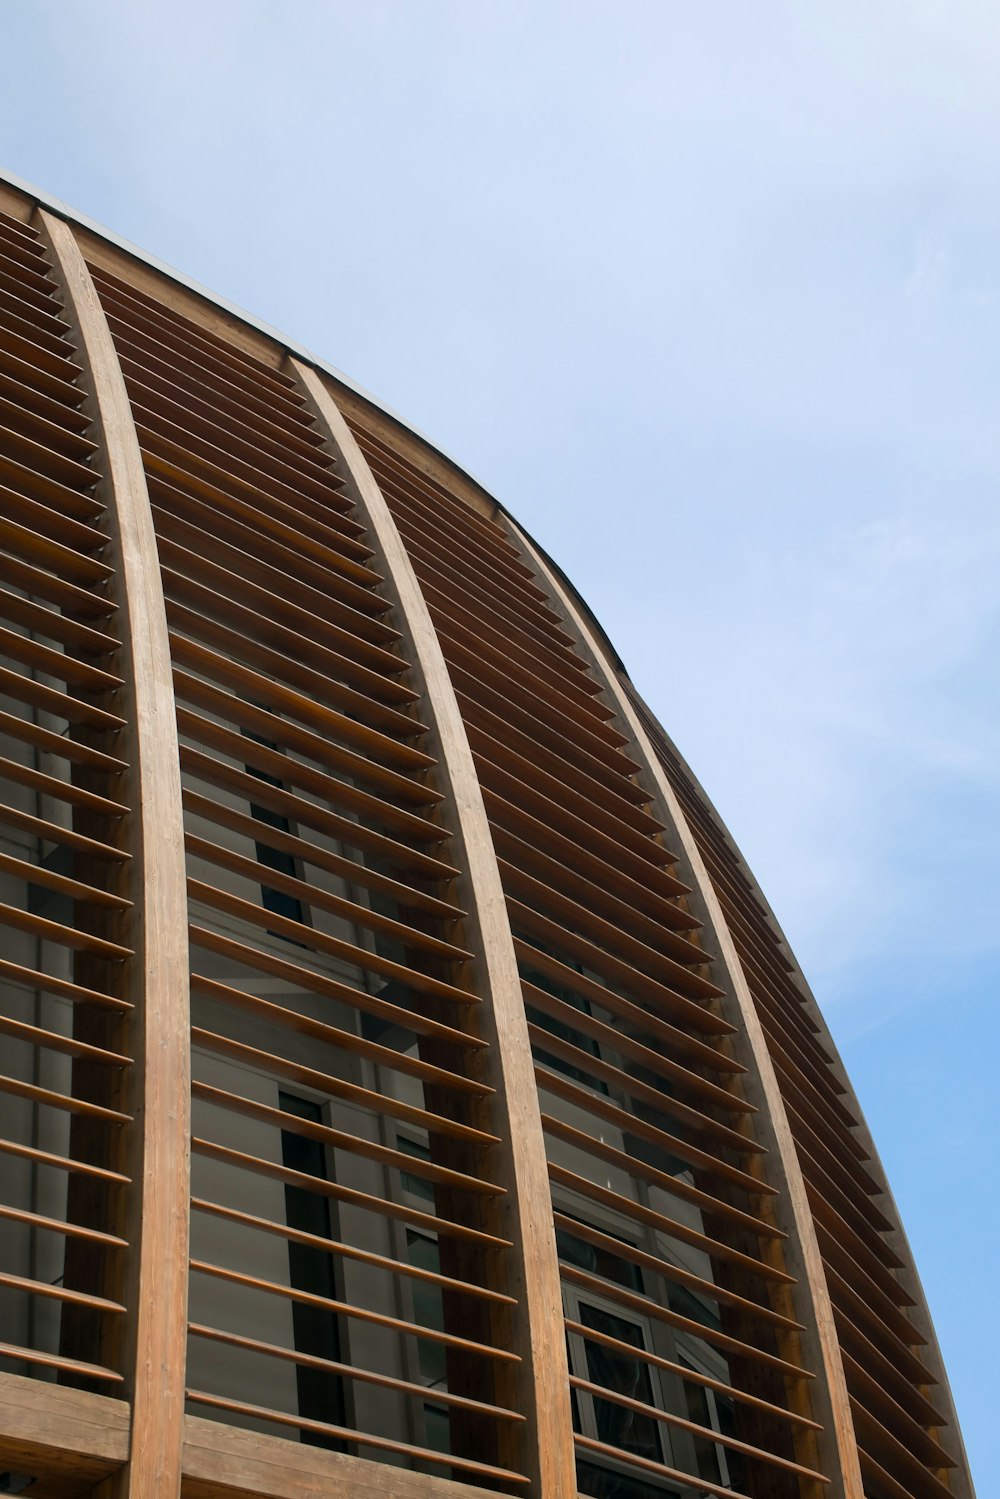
[0,1372,129,1483]
[182,1415,519,1499]
[292,357,576,1499]
[40,208,190,1499]
[505,514,863,1499]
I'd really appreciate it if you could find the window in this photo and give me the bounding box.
[241,726,307,938]
[279,1092,346,1445]
[677,1348,743,1491]
[396,1131,450,1453]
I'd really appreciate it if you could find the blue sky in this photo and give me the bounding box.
[3,2,995,1482]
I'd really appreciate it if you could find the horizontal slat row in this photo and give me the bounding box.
[0,206,130,1395]
[94,265,529,1486]
[356,411,824,1498]
[628,690,961,1499]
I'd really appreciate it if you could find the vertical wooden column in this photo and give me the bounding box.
[502,516,865,1499]
[660,728,977,1497]
[39,210,190,1499]
[291,359,576,1499]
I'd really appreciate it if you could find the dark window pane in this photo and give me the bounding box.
[579,1304,661,1465]
[279,1093,346,1445]
[556,1225,643,1293]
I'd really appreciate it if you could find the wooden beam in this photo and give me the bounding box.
[182,1415,512,1499]
[39,209,190,1499]
[291,358,576,1499]
[0,1372,129,1486]
[504,514,865,1499]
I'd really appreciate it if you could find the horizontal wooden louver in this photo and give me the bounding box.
[91,266,530,1490]
[348,413,830,1499]
[627,689,965,1499]
[0,208,132,1400]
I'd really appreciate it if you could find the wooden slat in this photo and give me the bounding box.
[167,613,429,772]
[569,1375,829,1484]
[0,848,131,909]
[191,1026,496,1145]
[480,754,688,896]
[182,787,462,919]
[0,1341,122,1384]
[0,1073,130,1124]
[536,1062,770,1196]
[141,438,381,596]
[0,900,131,959]
[0,378,97,454]
[158,533,416,703]
[561,1263,806,1379]
[188,1303,509,1402]
[130,406,367,564]
[0,1012,131,1066]
[849,1399,955,1499]
[0,317,82,381]
[0,546,116,618]
[514,937,738,1075]
[188,880,480,1007]
[188,1324,522,1423]
[0,662,125,729]
[0,1202,127,1248]
[539,1114,782,1241]
[552,1212,798,1333]
[186,831,467,962]
[190,1198,514,1306]
[190,1141,509,1249]
[121,374,349,514]
[463,705,660,838]
[191,1082,500,1197]
[0,483,107,555]
[0,620,122,690]
[510,896,726,1017]
[484,782,698,927]
[0,801,130,864]
[0,707,127,772]
[0,754,128,816]
[529,1022,756,1152]
[116,356,338,487]
[163,587,419,733]
[0,1134,129,1183]
[180,743,459,881]
[0,587,117,653]
[185,1390,528,1486]
[176,703,447,843]
[0,433,100,515]
[189,924,481,1052]
[149,479,399,649]
[189,974,489,1096]
[574,1433,752,1499]
[0,1270,123,1315]
[0,949,128,1004]
[172,660,440,804]
[495,817,703,945]
[549,1163,790,1285]
[522,980,746,1114]
[841,1352,953,1472]
[564,1317,819,1433]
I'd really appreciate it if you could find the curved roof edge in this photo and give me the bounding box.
[0,166,631,682]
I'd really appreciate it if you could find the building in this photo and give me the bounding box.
[0,170,974,1499]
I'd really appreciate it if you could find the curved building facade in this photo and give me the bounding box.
[0,173,974,1499]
